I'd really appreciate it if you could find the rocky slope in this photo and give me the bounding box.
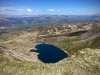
[0,22,99,62]
[27,23,92,38]
[81,23,100,39]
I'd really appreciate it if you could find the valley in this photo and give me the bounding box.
[0,15,100,75]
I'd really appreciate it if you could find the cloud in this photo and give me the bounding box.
[26,9,33,12]
[17,8,33,12]
[0,6,75,15]
[36,10,42,12]
[66,10,74,13]
[17,9,24,11]
[57,10,61,12]
[0,7,33,13]
[0,7,15,11]
[47,9,63,12]
[48,9,55,12]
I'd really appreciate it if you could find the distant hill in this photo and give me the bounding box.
[93,13,100,16]
[0,15,100,31]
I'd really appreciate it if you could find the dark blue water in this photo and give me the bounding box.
[30,43,68,63]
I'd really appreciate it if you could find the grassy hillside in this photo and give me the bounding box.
[37,34,100,56]
[0,48,100,75]
[0,22,100,75]
[0,33,100,75]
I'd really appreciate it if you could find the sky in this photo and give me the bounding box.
[0,0,100,15]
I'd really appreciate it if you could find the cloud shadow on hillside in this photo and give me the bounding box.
[68,30,88,36]
[30,43,68,63]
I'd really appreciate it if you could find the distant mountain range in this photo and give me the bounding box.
[0,14,100,31]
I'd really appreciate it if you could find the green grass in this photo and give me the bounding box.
[36,36,83,55]
[0,48,100,75]
[0,26,100,75]
[90,36,100,48]
[0,35,8,41]
[36,35,100,56]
